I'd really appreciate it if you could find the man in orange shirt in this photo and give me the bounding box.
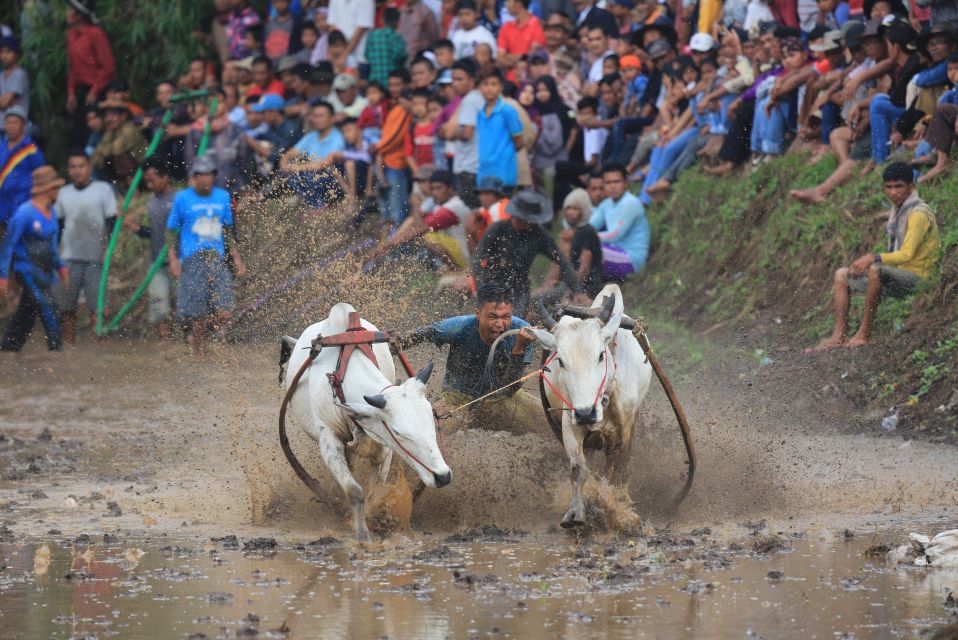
[373,90,413,225]
[245,56,287,101]
[497,0,545,77]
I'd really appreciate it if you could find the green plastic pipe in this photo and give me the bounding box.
[95,108,175,335]
[103,97,219,333]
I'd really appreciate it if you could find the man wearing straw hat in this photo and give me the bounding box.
[0,166,68,352]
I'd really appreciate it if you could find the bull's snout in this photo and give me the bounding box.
[574,407,598,425]
[433,470,452,488]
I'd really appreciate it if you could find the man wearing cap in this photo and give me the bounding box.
[54,149,117,346]
[391,281,547,436]
[469,174,510,248]
[474,189,578,317]
[165,155,246,357]
[91,100,146,185]
[813,162,939,351]
[0,106,44,229]
[451,0,497,59]
[65,0,116,147]
[688,32,715,65]
[332,73,368,122]
[0,165,67,351]
[246,93,302,174]
[0,37,29,120]
[368,169,473,268]
[280,101,346,209]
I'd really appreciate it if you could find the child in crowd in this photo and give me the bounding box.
[295,22,321,65]
[338,118,374,201]
[264,0,299,64]
[244,25,265,59]
[427,94,448,171]
[467,175,510,251]
[357,82,388,147]
[405,88,436,174]
[327,30,350,75]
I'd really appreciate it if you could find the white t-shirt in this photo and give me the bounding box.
[583,126,608,164]
[327,0,375,65]
[451,26,498,60]
[56,180,118,263]
[588,51,613,84]
[452,89,485,174]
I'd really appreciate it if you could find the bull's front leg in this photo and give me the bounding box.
[317,427,372,543]
[560,415,588,529]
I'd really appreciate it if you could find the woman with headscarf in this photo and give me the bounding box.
[533,187,604,300]
[533,75,576,203]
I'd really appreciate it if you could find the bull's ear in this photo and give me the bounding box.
[531,328,557,351]
[339,402,386,420]
[601,308,623,343]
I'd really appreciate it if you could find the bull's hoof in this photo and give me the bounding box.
[560,509,586,529]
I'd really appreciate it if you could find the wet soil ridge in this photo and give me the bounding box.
[642,154,958,441]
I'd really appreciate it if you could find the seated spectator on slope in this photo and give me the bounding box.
[590,163,649,280]
[91,100,146,185]
[246,93,302,178]
[279,101,346,210]
[813,163,940,351]
[332,73,368,122]
[916,52,958,182]
[535,187,604,300]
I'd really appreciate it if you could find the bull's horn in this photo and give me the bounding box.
[537,298,557,330]
[415,362,434,385]
[597,294,616,324]
[363,394,387,409]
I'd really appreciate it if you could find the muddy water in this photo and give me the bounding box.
[2,522,956,640]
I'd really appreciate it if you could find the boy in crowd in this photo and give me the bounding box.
[373,90,413,225]
[405,88,436,174]
[476,67,523,193]
[0,37,28,119]
[451,0,497,60]
[468,174,510,251]
[365,8,408,87]
[264,0,301,65]
[54,150,117,345]
[338,117,373,201]
[166,155,246,357]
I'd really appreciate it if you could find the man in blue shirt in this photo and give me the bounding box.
[0,165,66,351]
[476,67,524,192]
[0,106,44,228]
[393,282,548,436]
[589,162,649,280]
[166,155,247,356]
[279,101,346,209]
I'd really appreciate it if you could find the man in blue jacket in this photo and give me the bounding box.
[0,165,67,351]
[0,106,44,230]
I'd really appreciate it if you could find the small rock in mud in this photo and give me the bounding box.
[453,570,499,587]
[945,592,955,611]
[682,580,714,594]
[444,524,527,544]
[242,537,277,551]
[30,489,48,499]
[37,428,52,441]
[744,519,767,534]
[237,626,258,637]
[64,570,96,581]
[413,545,463,564]
[751,535,788,555]
[862,543,892,558]
[691,527,712,536]
[842,529,854,539]
[0,525,14,542]
[102,533,118,545]
[205,592,235,603]
[767,570,784,580]
[305,536,341,548]
[105,501,122,517]
[211,535,240,549]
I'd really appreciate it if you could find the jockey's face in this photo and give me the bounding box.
[476,301,514,345]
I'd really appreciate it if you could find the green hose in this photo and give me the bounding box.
[95,108,174,336]
[103,97,219,334]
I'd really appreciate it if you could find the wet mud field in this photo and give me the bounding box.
[2,340,958,639]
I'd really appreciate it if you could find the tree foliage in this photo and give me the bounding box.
[16,0,214,163]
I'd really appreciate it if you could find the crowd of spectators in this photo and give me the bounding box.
[0,0,954,353]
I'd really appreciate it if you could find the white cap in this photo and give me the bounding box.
[689,32,715,52]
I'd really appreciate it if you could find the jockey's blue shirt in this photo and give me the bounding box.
[413,314,534,398]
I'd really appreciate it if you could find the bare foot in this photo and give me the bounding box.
[646,178,670,193]
[845,334,869,348]
[917,162,949,183]
[704,161,733,176]
[813,335,848,351]
[858,160,876,177]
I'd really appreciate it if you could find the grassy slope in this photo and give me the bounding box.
[630,153,958,441]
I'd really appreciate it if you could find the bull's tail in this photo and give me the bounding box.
[278,336,297,385]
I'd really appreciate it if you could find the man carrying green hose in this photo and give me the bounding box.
[165,155,247,356]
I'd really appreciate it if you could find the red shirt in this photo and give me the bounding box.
[246,78,287,101]
[403,120,434,167]
[496,15,545,56]
[66,24,116,99]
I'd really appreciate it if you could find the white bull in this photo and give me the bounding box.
[532,284,652,528]
[282,303,451,542]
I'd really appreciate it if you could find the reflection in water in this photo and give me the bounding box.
[0,528,956,639]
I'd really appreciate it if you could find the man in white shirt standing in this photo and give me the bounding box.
[451,0,498,59]
[55,150,117,345]
[327,0,376,68]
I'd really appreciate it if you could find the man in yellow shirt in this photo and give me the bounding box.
[815,162,940,351]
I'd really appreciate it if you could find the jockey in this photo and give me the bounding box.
[392,281,549,436]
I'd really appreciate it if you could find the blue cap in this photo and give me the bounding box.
[0,37,19,53]
[251,93,285,113]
